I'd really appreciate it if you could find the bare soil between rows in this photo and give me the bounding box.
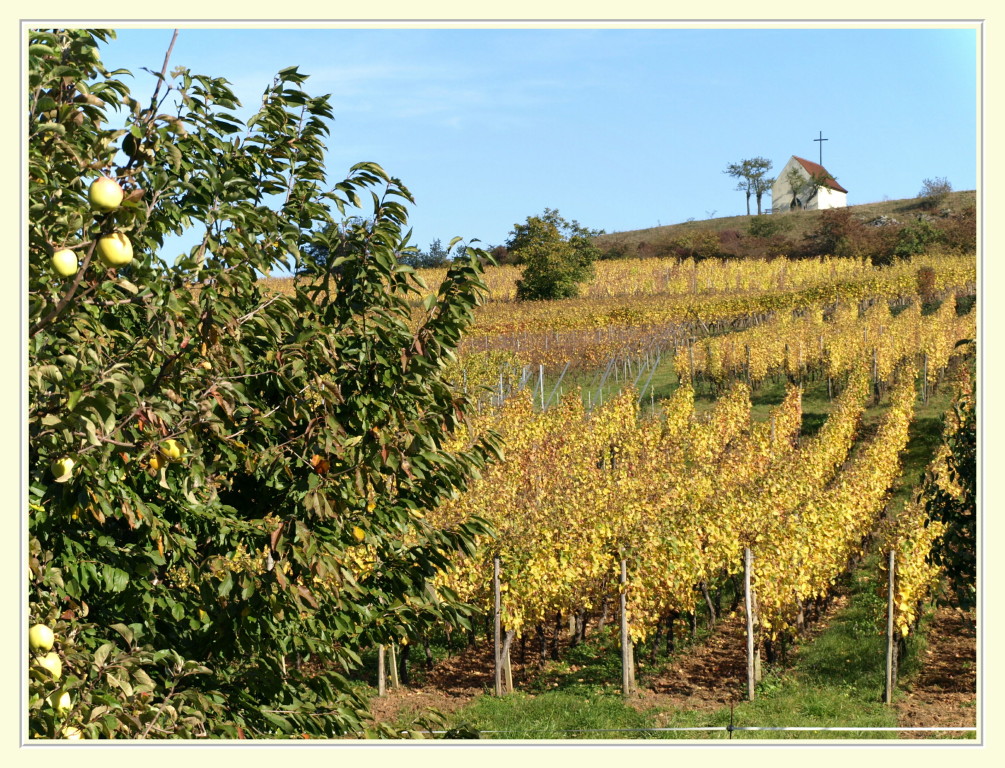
[893,606,977,738]
[369,600,977,737]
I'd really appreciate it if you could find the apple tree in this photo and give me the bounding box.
[28,28,500,738]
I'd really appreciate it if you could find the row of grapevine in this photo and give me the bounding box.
[429,357,915,658]
[878,500,945,639]
[622,382,805,639]
[876,368,972,640]
[752,366,918,643]
[407,253,976,306]
[431,382,800,641]
[674,297,973,390]
[454,296,972,422]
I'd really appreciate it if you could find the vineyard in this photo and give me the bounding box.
[359,253,977,737]
[27,28,977,742]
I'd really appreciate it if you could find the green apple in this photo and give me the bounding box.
[61,725,83,740]
[161,439,184,460]
[50,456,74,483]
[97,233,134,267]
[88,176,124,211]
[29,623,55,652]
[48,690,71,714]
[51,249,78,277]
[34,651,62,680]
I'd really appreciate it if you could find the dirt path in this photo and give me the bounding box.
[894,607,977,737]
[633,596,848,714]
[633,611,749,712]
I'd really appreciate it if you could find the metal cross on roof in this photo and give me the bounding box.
[814,130,828,166]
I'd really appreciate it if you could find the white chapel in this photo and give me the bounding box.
[771,156,848,213]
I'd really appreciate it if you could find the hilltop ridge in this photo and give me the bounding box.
[595,191,976,257]
[588,191,976,263]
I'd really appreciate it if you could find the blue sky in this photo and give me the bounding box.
[99,25,978,258]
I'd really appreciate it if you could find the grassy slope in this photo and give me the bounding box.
[594,190,977,252]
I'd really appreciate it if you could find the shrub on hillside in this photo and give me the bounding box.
[918,177,953,210]
[892,218,943,260]
[938,205,977,255]
[635,238,659,259]
[795,208,859,259]
[715,229,745,259]
[644,234,672,259]
[795,208,898,264]
[713,227,795,261]
[653,229,722,261]
[597,239,636,260]
[747,215,791,239]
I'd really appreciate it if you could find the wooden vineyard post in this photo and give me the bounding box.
[744,547,756,701]
[377,645,386,696]
[872,348,879,400]
[922,352,929,403]
[885,549,896,705]
[620,559,635,697]
[494,556,503,697]
[389,643,400,689]
[688,339,696,388]
[745,344,752,385]
[627,630,637,692]
[819,332,825,382]
[503,633,514,694]
[700,581,717,628]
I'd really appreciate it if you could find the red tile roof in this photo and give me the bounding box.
[793,156,848,193]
